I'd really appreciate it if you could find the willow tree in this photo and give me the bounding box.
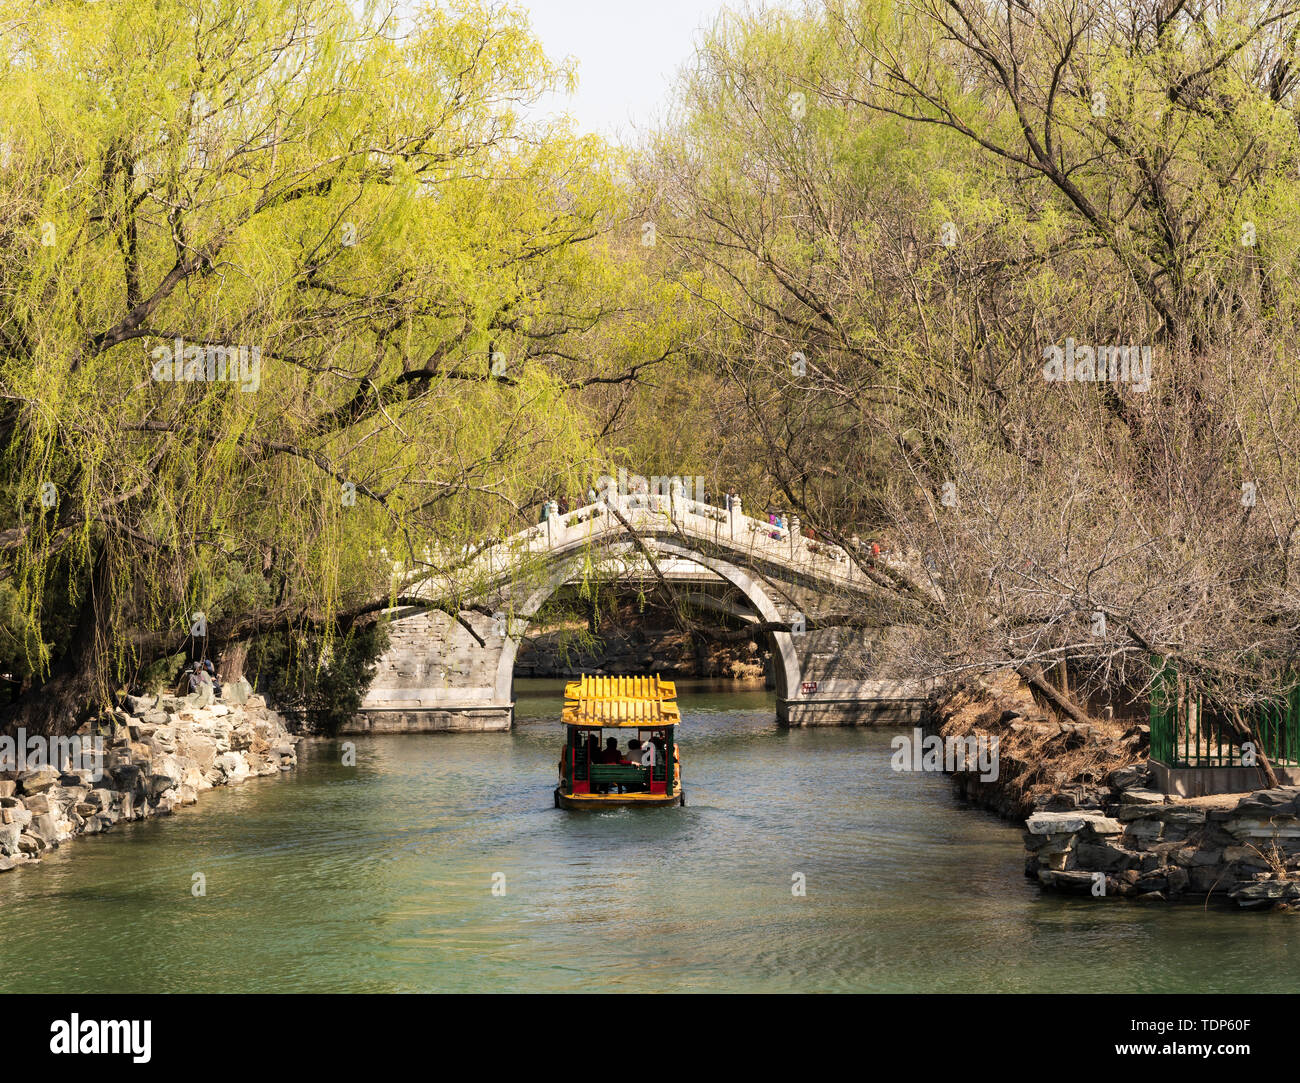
[652,0,1300,724]
[0,0,667,732]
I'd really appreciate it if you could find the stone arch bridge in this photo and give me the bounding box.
[348,492,928,732]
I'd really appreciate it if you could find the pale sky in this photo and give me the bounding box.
[387,0,759,140]
[521,0,737,139]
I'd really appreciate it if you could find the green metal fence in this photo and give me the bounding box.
[1149,658,1300,768]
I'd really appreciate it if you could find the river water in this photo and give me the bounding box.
[1,679,1297,993]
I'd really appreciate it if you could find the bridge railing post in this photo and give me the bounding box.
[790,516,800,559]
[730,496,742,541]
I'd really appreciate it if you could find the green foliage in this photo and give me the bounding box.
[245,621,389,736]
[0,0,674,729]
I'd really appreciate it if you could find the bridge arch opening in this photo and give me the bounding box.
[493,539,800,711]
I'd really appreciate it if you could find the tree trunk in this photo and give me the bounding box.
[1019,662,1092,725]
[1,548,111,737]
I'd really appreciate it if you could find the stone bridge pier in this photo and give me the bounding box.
[345,492,930,733]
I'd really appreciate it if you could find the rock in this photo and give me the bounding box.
[1127,819,1165,841]
[1189,865,1226,893]
[213,752,250,783]
[0,780,13,799]
[225,677,252,705]
[1076,839,1142,872]
[33,811,60,844]
[1135,891,1166,903]
[1038,869,1100,893]
[4,805,31,828]
[17,832,44,854]
[1165,866,1190,895]
[1026,811,1123,836]
[1108,764,1150,791]
[110,763,145,792]
[1150,806,1207,825]
[0,821,21,856]
[122,694,157,717]
[1117,788,1166,808]
[183,734,218,771]
[1231,881,1300,908]
[151,754,184,786]
[1234,787,1300,815]
[0,854,19,871]
[18,767,58,794]
[21,794,49,815]
[1173,847,1222,868]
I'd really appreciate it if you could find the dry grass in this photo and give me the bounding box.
[933,670,1145,817]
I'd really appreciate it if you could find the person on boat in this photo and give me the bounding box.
[625,739,641,787]
[638,738,657,792]
[585,733,610,792]
[600,736,631,792]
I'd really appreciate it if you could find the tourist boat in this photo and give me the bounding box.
[554,676,684,809]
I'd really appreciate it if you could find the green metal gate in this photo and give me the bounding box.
[1149,658,1300,768]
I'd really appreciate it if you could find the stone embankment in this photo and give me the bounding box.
[1025,784,1300,909]
[0,691,300,873]
[930,671,1300,908]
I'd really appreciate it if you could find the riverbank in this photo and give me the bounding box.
[0,692,299,874]
[928,671,1300,909]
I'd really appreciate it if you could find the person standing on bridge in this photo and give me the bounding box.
[539,499,551,524]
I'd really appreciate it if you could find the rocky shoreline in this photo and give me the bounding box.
[1024,784,1300,909]
[0,691,300,874]
[930,672,1300,909]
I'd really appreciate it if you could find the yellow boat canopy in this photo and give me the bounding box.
[562,697,680,727]
[563,674,676,702]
